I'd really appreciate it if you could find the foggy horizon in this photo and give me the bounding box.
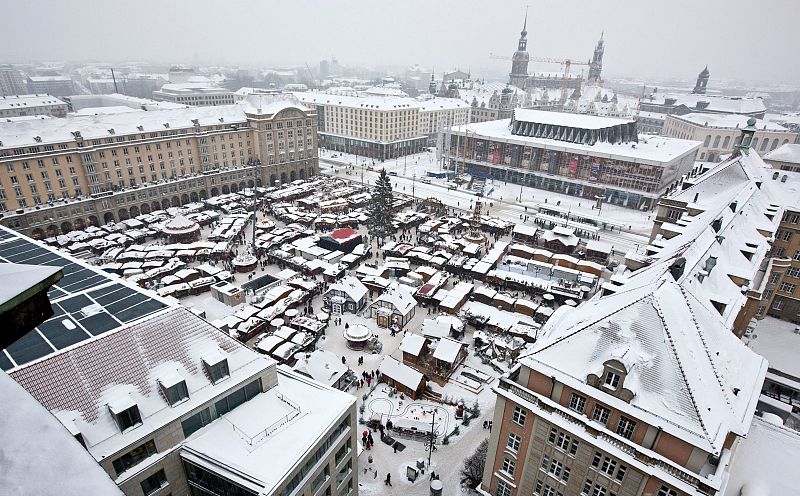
[4,0,800,85]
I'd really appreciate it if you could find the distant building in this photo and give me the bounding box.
[692,66,710,95]
[153,82,235,106]
[0,94,68,118]
[295,91,469,158]
[508,12,530,89]
[587,33,605,84]
[0,64,27,96]
[663,113,797,161]
[26,75,74,97]
[639,93,766,121]
[764,143,800,172]
[87,78,118,94]
[447,109,699,209]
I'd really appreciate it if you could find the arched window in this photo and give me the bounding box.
[722,136,730,148]
[760,138,769,151]
[771,138,779,151]
[713,135,721,148]
[751,137,759,150]
[703,135,711,147]
[700,152,706,160]
[783,139,790,145]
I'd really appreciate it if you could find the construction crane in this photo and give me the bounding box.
[488,53,590,108]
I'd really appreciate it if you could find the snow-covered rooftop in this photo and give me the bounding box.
[379,356,424,391]
[450,119,700,165]
[763,143,800,165]
[240,93,310,116]
[292,350,348,388]
[372,283,417,314]
[647,93,766,115]
[432,337,464,363]
[181,366,354,495]
[746,317,800,380]
[513,108,633,130]
[723,416,800,496]
[328,275,367,302]
[0,104,247,148]
[9,307,274,462]
[669,112,788,131]
[0,93,66,111]
[400,333,427,356]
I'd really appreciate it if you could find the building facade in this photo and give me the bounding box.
[447,110,699,210]
[296,92,469,160]
[0,64,27,96]
[763,143,800,172]
[0,94,318,238]
[760,203,800,323]
[26,75,75,97]
[662,113,797,161]
[153,83,236,107]
[0,93,68,118]
[639,93,766,121]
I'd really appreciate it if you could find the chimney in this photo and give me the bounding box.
[729,201,737,212]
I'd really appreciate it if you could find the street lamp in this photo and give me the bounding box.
[412,173,416,200]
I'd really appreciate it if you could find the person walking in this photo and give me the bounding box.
[384,473,392,486]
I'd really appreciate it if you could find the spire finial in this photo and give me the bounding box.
[522,5,528,35]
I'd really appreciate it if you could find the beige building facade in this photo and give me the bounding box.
[0,94,318,238]
[662,113,796,162]
[295,92,469,160]
[0,93,68,118]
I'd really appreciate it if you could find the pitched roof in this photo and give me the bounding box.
[522,274,766,454]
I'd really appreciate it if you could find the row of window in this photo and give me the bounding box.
[569,392,637,440]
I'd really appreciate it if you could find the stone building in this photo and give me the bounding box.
[662,113,797,161]
[0,94,318,238]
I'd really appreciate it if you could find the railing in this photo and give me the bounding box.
[497,378,711,494]
[226,392,302,448]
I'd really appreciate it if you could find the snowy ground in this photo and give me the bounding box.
[318,148,653,254]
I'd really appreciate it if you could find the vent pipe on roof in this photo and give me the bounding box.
[693,193,699,203]
[729,201,737,212]
[711,218,722,233]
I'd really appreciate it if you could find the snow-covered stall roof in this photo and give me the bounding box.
[292,350,348,388]
[432,337,465,364]
[400,333,427,357]
[379,356,424,391]
[327,275,367,302]
[372,283,417,315]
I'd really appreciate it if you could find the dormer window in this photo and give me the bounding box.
[202,352,230,384]
[604,371,621,389]
[111,404,142,432]
[158,371,189,406]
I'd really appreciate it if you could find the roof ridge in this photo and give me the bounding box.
[651,289,714,446]
[678,285,733,407]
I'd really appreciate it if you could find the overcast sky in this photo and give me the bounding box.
[4,0,799,84]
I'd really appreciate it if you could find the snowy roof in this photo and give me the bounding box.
[513,108,634,130]
[432,337,465,363]
[746,317,800,380]
[379,356,424,391]
[292,350,347,387]
[421,318,451,339]
[181,367,354,495]
[668,113,788,131]
[239,93,310,116]
[328,275,367,302]
[648,93,766,115]
[0,372,123,495]
[372,283,416,315]
[450,119,700,165]
[0,263,62,309]
[522,272,766,454]
[0,94,66,111]
[0,104,247,148]
[763,143,800,165]
[9,307,274,462]
[723,416,800,496]
[400,333,427,356]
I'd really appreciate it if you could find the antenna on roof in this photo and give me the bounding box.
[110,67,118,94]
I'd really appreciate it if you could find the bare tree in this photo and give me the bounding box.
[460,438,488,489]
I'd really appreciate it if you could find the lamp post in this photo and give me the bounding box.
[250,158,261,254]
[412,173,416,201]
[427,408,437,466]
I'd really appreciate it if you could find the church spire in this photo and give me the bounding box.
[522,6,528,37]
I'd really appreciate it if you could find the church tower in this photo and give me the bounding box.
[508,9,530,89]
[692,66,710,94]
[428,73,437,95]
[588,32,604,84]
